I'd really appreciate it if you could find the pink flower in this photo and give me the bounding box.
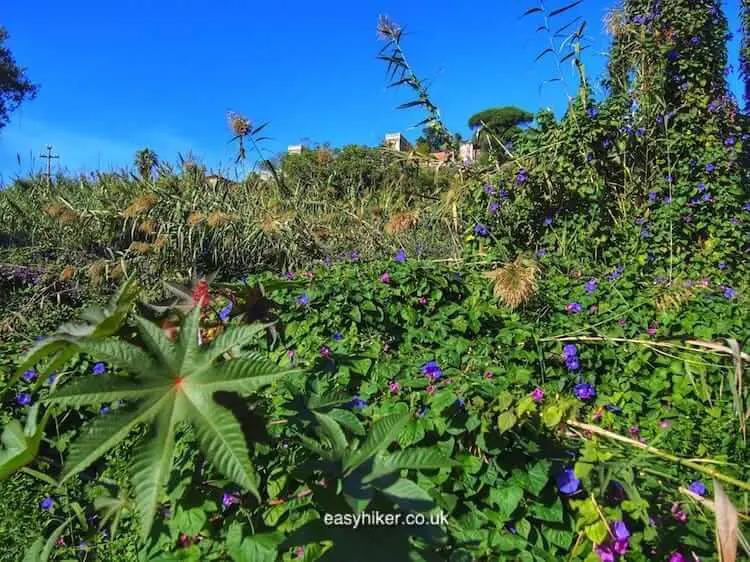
[628,427,640,437]
[594,544,615,562]
[483,370,494,379]
[320,346,332,358]
[418,296,428,305]
[646,326,657,335]
[618,319,627,326]
[294,546,305,559]
[388,381,401,394]
[671,502,688,523]
[531,387,545,402]
[379,272,391,284]
[287,349,296,358]
[660,419,671,429]
[304,271,314,279]
[426,384,436,395]
[669,553,687,562]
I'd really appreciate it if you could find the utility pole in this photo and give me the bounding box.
[40,144,59,186]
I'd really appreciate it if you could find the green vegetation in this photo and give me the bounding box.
[1,1,750,561]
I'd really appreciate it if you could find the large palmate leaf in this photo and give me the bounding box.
[13,277,141,386]
[46,305,299,540]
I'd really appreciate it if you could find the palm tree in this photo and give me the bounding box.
[134,148,159,181]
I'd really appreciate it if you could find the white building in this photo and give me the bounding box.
[287,144,304,155]
[384,133,413,152]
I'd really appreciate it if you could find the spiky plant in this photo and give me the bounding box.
[45,305,298,539]
[134,148,159,181]
[483,255,539,309]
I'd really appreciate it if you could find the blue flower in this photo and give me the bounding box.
[17,393,32,406]
[474,224,489,237]
[725,136,736,146]
[483,184,496,195]
[697,183,707,192]
[544,216,553,226]
[648,192,658,202]
[587,107,599,118]
[636,127,646,137]
[724,287,737,299]
[604,404,623,414]
[666,49,680,62]
[574,383,596,400]
[562,344,578,360]
[690,35,700,45]
[296,293,310,306]
[394,249,407,263]
[566,303,582,314]
[92,362,107,376]
[498,189,509,199]
[417,405,430,417]
[332,332,343,341]
[346,396,367,410]
[219,301,233,322]
[603,139,611,148]
[556,468,581,494]
[743,201,750,212]
[421,360,443,380]
[565,356,581,371]
[640,228,650,238]
[688,480,706,496]
[536,248,547,257]
[705,163,716,173]
[607,265,624,281]
[99,405,110,414]
[47,373,58,385]
[40,497,53,510]
[488,202,500,214]
[22,369,38,382]
[663,196,672,204]
[516,169,528,184]
[350,251,360,260]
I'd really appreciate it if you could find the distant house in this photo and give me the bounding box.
[287,144,304,155]
[205,174,233,189]
[459,142,478,164]
[384,132,413,152]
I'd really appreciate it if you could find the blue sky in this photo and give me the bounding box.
[0,1,744,181]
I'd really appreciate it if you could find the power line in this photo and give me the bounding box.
[40,144,59,186]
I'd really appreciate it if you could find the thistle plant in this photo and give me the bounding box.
[43,304,298,539]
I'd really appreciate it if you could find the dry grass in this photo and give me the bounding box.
[123,194,159,217]
[206,211,235,228]
[655,282,701,313]
[186,212,206,226]
[59,265,77,281]
[128,242,153,254]
[137,219,158,235]
[153,236,169,251]
[385,210,419,236]
[46,203,79,224]
[86,260,107,286]
[483,255,539,309]
[227,112,250,137]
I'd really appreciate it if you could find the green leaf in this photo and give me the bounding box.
[365,447,454,482]
[313,411,348,459]
[73,339,157,377]
[134,316,179,372]
[179,306,202,368]
[380,478,435,511]
[327,409,366,436]
[200,323,268,365]
[131,396,181,540]
[497,411,518,434]
[526,460,550,495]
[548,0,583,18]
[541,405,562,428]
[190,355,295,392]
[46,375,168,406]
[584,521,609,544]
[24,516,73,562]
[61,397,166,483]
[344,404,409,473]
[184,395,260,499]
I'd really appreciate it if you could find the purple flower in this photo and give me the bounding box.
[725,136,736,146]
[607,265,624,281]
[574,383,596,400]
[604,404,622,414]
[394,249,407,263]
[669,553,687,562]
[544,216,553,226]
[474,223,489,237]
[690,35,700,45]
[688,480,706,496]
[743,201,750,212]
[296,293,310,306]
[565,356,581,371]
[350,251,360,260]
[421,360,443,381]
[320,345,332,358]
[562,344,578,360]
[636,127,646,137]
[724,287,737,299]
[718,262,727,270]
[640,228,650,238]
[566,303,582,314]
[612,520,630,542]
[556,468,580,494]
[730,217,740,225]
[531,387,545,402]
[40,497,53,510]
[47,373,58,385]
[516,169,528,184]
[222,492,240,508]
[483,183,496,195]
[632,15,647,24]
[16,393,32,406]
[697,182,707,192]
[379,272,391,284]
[498,189,509,199]
[705,163,716,173]
[92,362,107,375]
[595,544,615,562]
[219,301,233,322]
[99,405,110,414]
[488,202,500,214]
[586,153,594,162]
[587,107,599,118]
[536,248,547,257]
[584,278,598,294]
[648,191,658,202]
[22,370,38,382]
[667,49,680,62]
[663,195,672,204]
[332,332,343,341]
[602,139,611,148]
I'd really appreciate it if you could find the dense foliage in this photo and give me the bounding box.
[1,1,750,560]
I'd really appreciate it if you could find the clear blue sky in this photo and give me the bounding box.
[0,1,744,182]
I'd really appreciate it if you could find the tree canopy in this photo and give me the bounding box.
[467,106,534,135]
[0,26,38,130]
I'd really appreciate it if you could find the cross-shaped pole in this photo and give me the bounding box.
[40,144,59,186]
